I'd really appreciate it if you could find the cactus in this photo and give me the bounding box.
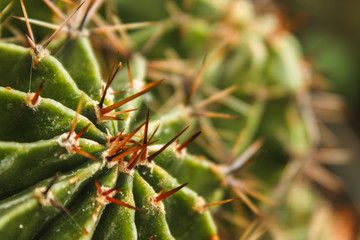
[0,0,348,239]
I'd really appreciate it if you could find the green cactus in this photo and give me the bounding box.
[0,0,345,239]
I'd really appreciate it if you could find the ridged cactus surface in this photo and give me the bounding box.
[0,1,225,239]
[0,0,343,239]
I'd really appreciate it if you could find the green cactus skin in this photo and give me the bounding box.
[0,0,223,236]
[0,37,221,238]
[93,173,137,240]
[138,165,217,240]
[0,0,326,239]
[0,161,101,240]
[0,137,104,199]
[38,166,119,240]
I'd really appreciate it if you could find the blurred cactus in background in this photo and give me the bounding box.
[0,0,358,239]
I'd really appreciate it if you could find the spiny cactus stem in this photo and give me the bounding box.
[99,80,163,115]
[99,53,121,109]
[99,115,123,121]
[108,121,147,156]
[43,0,67,21]
[94,178,121,203]
[72,147,98,161]
[107,196,144,213]
[43,172,60,197]
[94,178,144,213]
[102,187,121,197]
[77,0,95,31]
[20,0,34,45]
[147,126,189,162]
[231,185,261,216]
[24,80,45,108]
[127,146,147,170]
[140,109,150,160]
[140,20,172,54]
[126,59,134,88]
[109,138,144,148]
[111,108,138,116]
[148,124,160,142]
[49,198,70,214]
[154,183,188,202]
[176,131,202,153]
[24,34,36,51]
[0,1,13,20]
[67,95,84,140]
[74,123,91,141]
[34,174,70,215]
[109,140,158,162]
[20,0,74,63]
[194,197,241,215]
[53,195,90,236]
[185,56,207,106]
[192,111,240,120]
[13,16,60,30]
[30,45,50,66]
[203,197,240,209]
[225,139,263,175]
[195,85,238,109]
[30,80,45,106]
[33,186,54,207]
[230,179,276,206]
[57,106,98,162]
[91,21,156,33]
[44,0,86,48]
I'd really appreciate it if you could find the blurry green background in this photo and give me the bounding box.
[276,0,360,116]
[275,0,360,212]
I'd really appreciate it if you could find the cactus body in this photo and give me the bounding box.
[0,0,341,239]
[0,36,220,238]
[0,0,223,237]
